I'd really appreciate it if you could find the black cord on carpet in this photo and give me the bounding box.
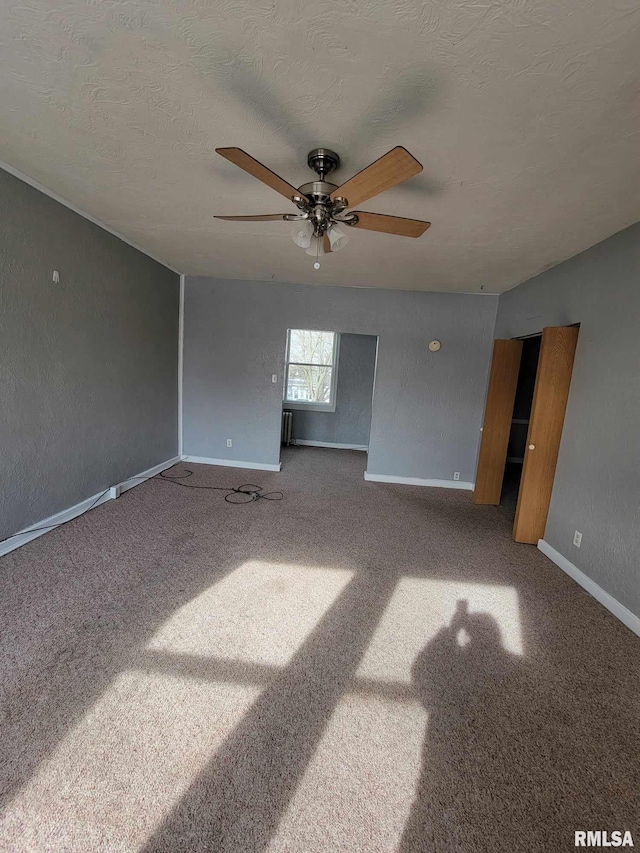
[152,468,284,504]
[0,468,283,545]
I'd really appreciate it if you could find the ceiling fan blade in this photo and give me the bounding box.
[216,148,303,201]
[330,147,422,207]
[323,233,331,253]
[349,211,431,238]
[214,214,289,221]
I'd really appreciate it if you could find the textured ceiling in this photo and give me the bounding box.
[1,0,639,293]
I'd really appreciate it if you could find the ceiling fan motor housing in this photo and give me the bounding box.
[296,180,337,201]
[297,149,359,236]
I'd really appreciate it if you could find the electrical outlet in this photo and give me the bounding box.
[573,530,582,548]
[271,374,278,383]
[226,439,232,448]
[453,472,460,481]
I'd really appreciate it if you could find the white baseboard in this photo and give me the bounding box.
[293,440,368,451]
[364,472,474,490]
[182,455,281,472]
[538,539,640,638]
[0,455,181,558]
[116,456,182,495]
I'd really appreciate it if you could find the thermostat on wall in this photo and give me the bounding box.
[429,340,441,352]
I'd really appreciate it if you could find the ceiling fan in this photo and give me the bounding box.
[214,146,431,269]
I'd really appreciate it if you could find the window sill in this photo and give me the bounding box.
[283,401,337,414]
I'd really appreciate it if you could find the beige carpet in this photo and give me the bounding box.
[1,447,638,852]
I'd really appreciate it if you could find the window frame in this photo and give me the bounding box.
[283,329,341,413]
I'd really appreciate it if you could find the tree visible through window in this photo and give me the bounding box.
[284,330,339,409]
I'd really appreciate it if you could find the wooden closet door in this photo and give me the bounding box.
[474,339,523,504]
[513,326,579,544]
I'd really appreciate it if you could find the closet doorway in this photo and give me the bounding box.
[501,335,541,519]
[474,326,579,544]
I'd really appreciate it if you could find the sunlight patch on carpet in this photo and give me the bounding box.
[268,579,523,850]
[4,562,354,851]
[146,560,354,666]
[269,694,427,852]
[2,672,260,852]
[356,579,523,685]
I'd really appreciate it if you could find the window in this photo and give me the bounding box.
[284,329,340,412]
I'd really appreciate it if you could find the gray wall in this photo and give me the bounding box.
[288,333,377,447]
[495,222,640,617]
[0,168,180,540]
[183,277,497,481]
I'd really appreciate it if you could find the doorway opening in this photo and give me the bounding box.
[281,329,378,461]
[499,335,541,520]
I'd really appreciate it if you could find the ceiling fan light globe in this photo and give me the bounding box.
[327,223,349,252]
[291,221,313,249]
[305,236,326,257]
